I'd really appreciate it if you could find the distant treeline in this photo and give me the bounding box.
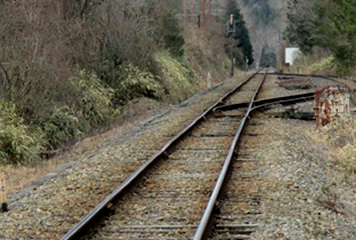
[286,0,356,76]
[226,0,254,67]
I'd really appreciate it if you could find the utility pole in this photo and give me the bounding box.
[60,0,67,20]
[183,0,187,19]
[197,14,201,28]
[227,14,236,77]
[201,0,206,28]
[193,5,197,26]
[208,0,212,25]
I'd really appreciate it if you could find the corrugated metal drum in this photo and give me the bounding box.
[315,86,351,127]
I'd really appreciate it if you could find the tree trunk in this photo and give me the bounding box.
[201,0,206,28]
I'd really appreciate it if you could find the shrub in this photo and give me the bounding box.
[309,56,335,74]
[71,70,115,127]
[112,64,164,106]
[155,52,195,103]
[0,100,42,164]
[41,70,115,149]
[41,106,85,150]
[343,144,356,175]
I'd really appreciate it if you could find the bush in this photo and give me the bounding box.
[308,56,335,74]
[155,52,195,103]
[290,49,337,75]
[41,106,86,150]
[112,64,164,106]
[71,70,115,127]
[41,70,115,149]
[0,100,42,164]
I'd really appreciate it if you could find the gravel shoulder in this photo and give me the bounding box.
[250,116,356,240]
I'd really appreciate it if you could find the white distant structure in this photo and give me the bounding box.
[285,47,301,65]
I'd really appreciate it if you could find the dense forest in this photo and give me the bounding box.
[285,0,356,76]
[205,0,287,67]
[0,0,253,165]
[239,0,287,67]
[236,0,355,76]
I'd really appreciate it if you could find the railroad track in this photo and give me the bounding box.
[60,69,268,240]
[193,72,351,240]
[202,117,268,240]
[62,70,340,240]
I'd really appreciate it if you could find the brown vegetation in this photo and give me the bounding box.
[0,0,229,166]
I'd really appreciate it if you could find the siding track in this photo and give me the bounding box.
[193,71,353,240]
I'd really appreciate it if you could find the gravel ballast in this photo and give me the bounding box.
[0,74,251,239]
[0,73,354,240]
[250,116,356,240]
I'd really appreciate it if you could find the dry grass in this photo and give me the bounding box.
[307,116,356,183]
[289,48,335,75]
[0,162,66,195]
[0,97,165,195]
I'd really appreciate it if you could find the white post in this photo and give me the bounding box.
[207,72,212,89]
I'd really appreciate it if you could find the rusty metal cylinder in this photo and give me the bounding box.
[315,86,351,127]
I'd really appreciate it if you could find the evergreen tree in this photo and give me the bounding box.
[315,0,356,74]
[285,0,356,75]
[156,12,185,57]
[226,0,254,66]
[285,0,319,54]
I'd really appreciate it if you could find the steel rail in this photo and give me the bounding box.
[61,70,263,240]
[267,72,352,90]
[250,96,313,113]
[193,69,268,240]
[270,72,355,105]
[213,92,315,112]
[265,72,338,79]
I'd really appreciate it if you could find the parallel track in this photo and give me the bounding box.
[89,74,266,239]
[193,71,267,240]
[60,70,352,240]
[57,71,354,240]
[205,117,268,240]
[266,72,350,89]
[193,71,353,240]
[61,70,266,240]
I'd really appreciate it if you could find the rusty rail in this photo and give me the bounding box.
[193,69,268,240]
[61,70,263,240]
[267,72,338,79]
[269,72,352,90]
[214,92,315,112]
